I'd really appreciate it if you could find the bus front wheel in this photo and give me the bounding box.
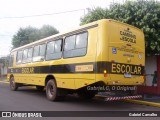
[10,77,18,91]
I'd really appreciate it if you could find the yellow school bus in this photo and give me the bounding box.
[7,19,145,101]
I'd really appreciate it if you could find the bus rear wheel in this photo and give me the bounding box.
[46,79,62,101]
[10,77,18,91]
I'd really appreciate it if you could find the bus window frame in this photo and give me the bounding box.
[22,48,29,63]
[63,31,88,59]
[45,39,63,61]
[16,50,23,64]
[32,43,46,62]
[27,47,33,63]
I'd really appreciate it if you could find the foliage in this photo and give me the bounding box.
[39,25,59,39]
[80,0,160,55]
[80,7,107,25]
[12,25,59,48]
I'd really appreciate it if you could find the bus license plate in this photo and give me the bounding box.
[124,73,131,78]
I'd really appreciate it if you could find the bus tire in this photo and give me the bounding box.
[10,77,18,91]
[36,86,44,91]
[46,79,59,101]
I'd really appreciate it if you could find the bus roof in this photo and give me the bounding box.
[11,19,143,52]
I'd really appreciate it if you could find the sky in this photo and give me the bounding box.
[0,0,125,57]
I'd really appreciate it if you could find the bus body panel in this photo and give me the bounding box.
[95,19,145,85]
[7,19,145,90]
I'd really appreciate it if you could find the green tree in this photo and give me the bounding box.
[39,25,59,39]
[80,0,160,55]
[80,7,107,25]
[12,25,59,48]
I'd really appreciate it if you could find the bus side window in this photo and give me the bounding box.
[33,44,46,62]
[27,47,33,62]
[39,44,46,57]
[76,32,88,48]
[22,49,28,63]
[64,32,88,58]
[64,35,76,51]
[46,39,62,60]
[16,51,23,64]
[33,45,40,62]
